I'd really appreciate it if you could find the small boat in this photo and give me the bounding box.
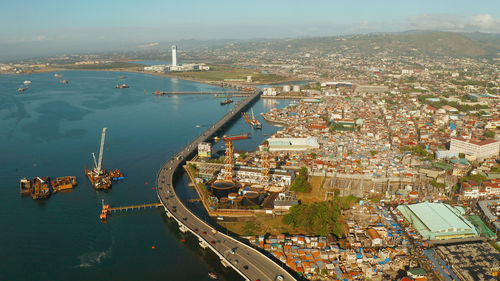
[59,80,68,84]
[54,73,63,78]
[108,169,124,181]
[17,87,28,92]
[24,80,31,85]
[208,272,217,279]
[19,178,32,196]
[220,99,233,105]
[119,76,127,79]
[195,125,201,128]
[116,84,129,88]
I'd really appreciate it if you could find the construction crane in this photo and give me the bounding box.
[95,127,107,175]
[85,128,111,189]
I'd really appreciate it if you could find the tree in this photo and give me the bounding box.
[484,130,495,138]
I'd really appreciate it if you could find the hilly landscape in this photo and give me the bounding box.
[215,31,500,59]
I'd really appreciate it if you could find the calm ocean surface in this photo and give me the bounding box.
[0,70,289,281]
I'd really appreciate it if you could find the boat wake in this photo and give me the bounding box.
[76,239,114,268]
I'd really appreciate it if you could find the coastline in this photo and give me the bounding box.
[1,67,306,87]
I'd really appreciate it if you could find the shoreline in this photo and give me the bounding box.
[1,67,308,87]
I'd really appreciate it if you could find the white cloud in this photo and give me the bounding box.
[406,13,500,33]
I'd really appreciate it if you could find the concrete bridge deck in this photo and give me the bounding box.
[156,91,296,281]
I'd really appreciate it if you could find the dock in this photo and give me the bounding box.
[153,91,250,96]
[100,203,162,221]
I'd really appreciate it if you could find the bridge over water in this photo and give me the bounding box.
[156,91,296,281]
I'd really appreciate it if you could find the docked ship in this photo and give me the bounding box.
[31,177,51,199]
[220,99,233,105]
[115,84,129,88]
[51,176,77,193]
[222,133,250,141]
[59,80,68,84]
[19,178,32,196]
[54,73,63,78]
[85,128,112,190]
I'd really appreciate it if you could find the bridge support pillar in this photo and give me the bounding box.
[179,225,188,233]
[199,239,209,249]
[220,258,231,268]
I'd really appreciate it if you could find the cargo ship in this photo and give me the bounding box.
[222,133,250,141]
[51,176,77,193]
[108,169,124,181]
[220,99,233,105]
[59,80,68,84]
[31,177,51,199]
[115,84,129,88]
[19,178,32,196]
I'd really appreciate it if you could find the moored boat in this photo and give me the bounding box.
[220,99,233,105]
[51,176,77,193]
[222,133,250,141]
[19,178,32,196]
[31,177,51,199]
[108,169,124,181]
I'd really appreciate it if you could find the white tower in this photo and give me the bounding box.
[171,45,177,66]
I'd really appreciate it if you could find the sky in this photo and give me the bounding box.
[1,0,499,59]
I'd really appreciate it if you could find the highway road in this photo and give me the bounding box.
[156,91,296,281]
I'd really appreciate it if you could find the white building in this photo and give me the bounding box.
[450,138,500,160]
[171,45,177,66]
[267,137,320,152]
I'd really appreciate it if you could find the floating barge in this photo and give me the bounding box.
[19,178,32,196]
[86,128,123,189]
[31,177,51,199]
[51,176,77,193]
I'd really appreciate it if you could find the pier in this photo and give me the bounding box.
[153,91,250,96]
[156,90,296,281]
[106,203,162,213]
[100,203,163,221]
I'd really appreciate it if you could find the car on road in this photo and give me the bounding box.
[210,241,215,245]
[202,231,207,235]
[243,265,248,270]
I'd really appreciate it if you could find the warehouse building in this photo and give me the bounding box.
[397,202,478,241]
[267,137,320,152]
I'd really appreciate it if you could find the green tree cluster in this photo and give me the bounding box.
[290,167,311,193]
[282,196,358,237]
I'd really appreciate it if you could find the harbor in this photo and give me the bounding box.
[4,70,288,281]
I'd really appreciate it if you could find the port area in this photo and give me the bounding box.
[100,203,162,222]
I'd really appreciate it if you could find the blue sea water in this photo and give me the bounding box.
[0,70,289,281]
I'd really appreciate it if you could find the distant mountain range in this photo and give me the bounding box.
[209,31,500,59]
